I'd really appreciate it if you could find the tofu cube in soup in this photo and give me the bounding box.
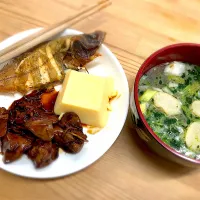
[164,61,186,76]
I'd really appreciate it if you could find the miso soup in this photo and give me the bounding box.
[138,61,200,159]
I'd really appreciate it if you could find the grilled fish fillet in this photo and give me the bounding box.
[0,31,105,93]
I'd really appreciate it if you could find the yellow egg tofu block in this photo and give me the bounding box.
[54,70,115,128]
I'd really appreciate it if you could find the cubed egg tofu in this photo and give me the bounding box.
[54,70,115,128]
[153,92,181,116]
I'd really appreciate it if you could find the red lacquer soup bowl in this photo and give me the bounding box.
[130,43,200,167]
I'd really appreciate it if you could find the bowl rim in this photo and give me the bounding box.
[134,42,200,165]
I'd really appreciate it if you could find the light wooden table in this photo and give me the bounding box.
[0,0,200,199]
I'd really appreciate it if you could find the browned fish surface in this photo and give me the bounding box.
[0,31,105,93]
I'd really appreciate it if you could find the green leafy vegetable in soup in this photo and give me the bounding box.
[138,61,200,159]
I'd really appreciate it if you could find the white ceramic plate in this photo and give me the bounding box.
[0,28,129,179]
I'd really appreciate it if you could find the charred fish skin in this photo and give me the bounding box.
[0,31,106,93]
[15,37,69,93]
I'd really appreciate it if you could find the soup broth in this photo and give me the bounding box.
[138,61,200,159]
